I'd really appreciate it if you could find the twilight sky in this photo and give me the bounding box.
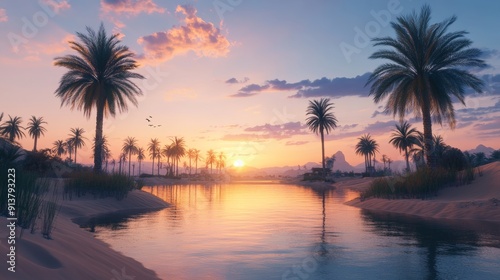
[0,0,499,168]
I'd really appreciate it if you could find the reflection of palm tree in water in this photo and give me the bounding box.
[318,190,328,258]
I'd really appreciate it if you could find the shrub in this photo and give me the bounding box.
[64,171,135,200]
[361,167,460,200]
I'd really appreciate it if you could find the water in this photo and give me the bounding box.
[84,183,500,280]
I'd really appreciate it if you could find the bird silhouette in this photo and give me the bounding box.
[146,118,151,122]
[149,116,152,118]
[148,124,153,127]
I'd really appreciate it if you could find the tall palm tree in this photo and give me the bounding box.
[382,154,388,170]
[217,152,226,174]
[54,23,144,173]
[52,140,67,158]
[27,116,47,151]
[355,134,379,174]
[162,144,174,176]
[366,5,486,168]
[193,149,201,175]
[187,148,195,175]
[111,158,116,173]
[65,138,74,162]
[147,138,160,175]
[122,137,138,177]
[171,137,186,176]
[306,98,338,179]
[206,149,216,174]
[119,152,127,175]
[0,115,25,143]
[389,121,420,172]
[137,147,145,175]
[68,128,86,165]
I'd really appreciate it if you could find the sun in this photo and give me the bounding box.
[233,159,245,168]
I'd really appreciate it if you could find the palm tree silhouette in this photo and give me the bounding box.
[206,149,216,175]
[52,140,67,158]
[54,23,144,173]
[0,115,25,143]
[162,144,174,176]
[122,137,138,177]
[306,98,338,179]
[66,138,74,163]
[217,152,226,174]
[193,149,201,175]
[137,147,145,175]
[147,138,160,175]
[170,137,186,176]
[355,134,379,174]
[187,148,195,175]
[68,128,86,165]
[389,121,421,172]
[27,116,47,151]
[366,5,486,168]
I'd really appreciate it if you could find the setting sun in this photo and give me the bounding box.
[233,159,245,167]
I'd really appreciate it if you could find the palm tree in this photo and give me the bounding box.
[170,137,186,176]
[147,138,160,175]
[66,138,74,163]
[206,149,216,174]
[68,127,86,165]
[382,154,388,170]
[389,121,421,172]
[162,144,174,176]
[137,147,145,175]
[387,157,393,171]
[122,137,138,177]
[27,116,47,151]
[187,149,195,175]
[355,134,379,174]
[193,149,201,175]
[111,158,116,173]
[52,140,67,158]
[54,23,144,173]
[217,152,226,174]
[0,115,25,143]
[306,98,339,179]
[366,5,486,168]
[119,152,127,175]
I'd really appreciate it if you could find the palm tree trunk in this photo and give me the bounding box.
[404,148,410,172]
[152,153,155,175]
[33,136,38,152]
[195,159,198,175]
[422,105,436,168]
[139,161,142,175]
[94,102,104,172]
[128,152,132,177]
[189,157,192,175]
[74,146,78,165]
[320,129,326,180]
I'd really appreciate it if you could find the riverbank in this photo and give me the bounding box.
[345,162,500,222]
[0,184,168,279]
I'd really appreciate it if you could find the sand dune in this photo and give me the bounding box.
[0,187,168,280]
[346,162,500,222]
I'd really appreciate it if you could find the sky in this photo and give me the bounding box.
[0,0,499,169]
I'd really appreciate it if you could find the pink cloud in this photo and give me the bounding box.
[0,9,7,22]
[40,0,71,14]
[137,5,230,64]
[100,0,165,16]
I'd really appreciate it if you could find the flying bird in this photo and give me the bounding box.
[146,118,151,122]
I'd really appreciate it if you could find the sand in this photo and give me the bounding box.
[345,161,500,222]
[1,184,169,280]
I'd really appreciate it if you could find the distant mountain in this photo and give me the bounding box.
[467,144,496,156]
[330,151,356,172]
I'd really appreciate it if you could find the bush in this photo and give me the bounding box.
[64,171,136,200]
[361,167,460,200]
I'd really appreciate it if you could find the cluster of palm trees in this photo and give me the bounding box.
[305,5,488,178]
[51,128,87,165]
[0,114,47,152]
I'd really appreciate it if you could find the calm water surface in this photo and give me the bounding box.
[87,184,500,280]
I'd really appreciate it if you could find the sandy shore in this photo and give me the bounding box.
[1,184,168,280]
[345,162,500,222]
